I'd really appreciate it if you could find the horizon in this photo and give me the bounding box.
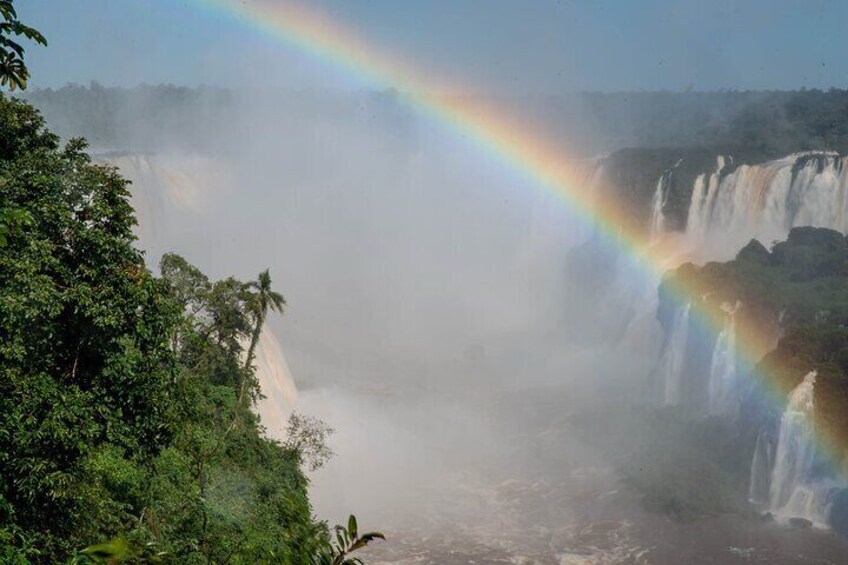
[20,0,848,93]
[23,82,848,95]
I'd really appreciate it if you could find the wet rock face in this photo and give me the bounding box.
[600,147,722,233]
[789,517,814,529]
[829,490,848,538]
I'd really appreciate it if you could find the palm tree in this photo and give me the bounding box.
[220,269,285,436]
[241,269,286,397]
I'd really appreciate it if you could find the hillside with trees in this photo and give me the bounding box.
[0,94,381,563]
[0,4,384,561]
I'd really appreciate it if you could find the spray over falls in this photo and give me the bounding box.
[67,91,848,560]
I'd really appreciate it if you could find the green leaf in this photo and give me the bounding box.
[347,514,357,538]
[82,538,129,562]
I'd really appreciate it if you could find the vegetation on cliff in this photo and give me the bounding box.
[0,95,380,563]
[606,228,848,523]
[664,227,848,328]
[663,226,848,457]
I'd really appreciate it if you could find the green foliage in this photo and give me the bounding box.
[0,1,46,91]
[0,94,181,557]
[664,227,848,329]
[313,515,384,565]
[69,514,384,565]
[0,205,29,246]
[72,537,171,564]
[664,227,848,468]
[0,95,381,563]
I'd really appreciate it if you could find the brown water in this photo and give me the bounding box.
[353,388,848,565]
[361,474,848,564]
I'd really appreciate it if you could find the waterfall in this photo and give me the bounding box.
[103,152,214,215]
[685,155,729,242]
[769,371,818,514]
[648,159,683,242]
[648,176,666,241]
[749,427,775,505]
[253,326,300,440]
[685,153,848,256]
[767,371,841,526]
[97,152,233,262]
[656,303,691,406]
[706,301,741,417]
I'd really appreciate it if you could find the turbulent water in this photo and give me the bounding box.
[644,152,848,260]
[746,370,845,529]
[647,153,848,412]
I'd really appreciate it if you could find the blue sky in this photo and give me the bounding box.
[19,0,848,92]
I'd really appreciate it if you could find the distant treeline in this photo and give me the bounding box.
[22,83,848,155]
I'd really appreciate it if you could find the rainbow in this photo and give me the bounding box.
[184,1,847,480]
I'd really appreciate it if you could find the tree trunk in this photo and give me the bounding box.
[244,321,261,372]
[239,314,264,406]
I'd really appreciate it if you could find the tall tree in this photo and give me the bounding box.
[243,269,286,376]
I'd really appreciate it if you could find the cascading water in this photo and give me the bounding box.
[253,326,300,440]
[706,301,742,417]
[749,427,775,506]
[656,303,691,406]
[685,155,730,243]
[686,153,848,256]
[97,152,233,262]
[648,158,683,242]
[767,371,841,526]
